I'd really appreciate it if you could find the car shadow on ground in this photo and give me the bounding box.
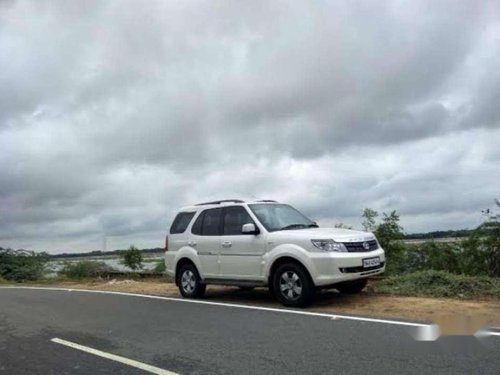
[202,286,364,308]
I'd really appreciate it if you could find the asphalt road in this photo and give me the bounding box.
[0,288,499,374]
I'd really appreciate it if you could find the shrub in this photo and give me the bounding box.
[120,245,143,270]
[153,259,166,273]
[376,270,500,299]
[459,234,490,276]
[362,209,406,275]
[362,205,500,277]
[392,241,462,275]
[0,249,48,282]
[375,211,404,250]
[59,261,112,279]
[483,203,500,276]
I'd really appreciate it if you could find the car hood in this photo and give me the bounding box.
[268,227,376,242]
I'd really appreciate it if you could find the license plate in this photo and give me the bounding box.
[363,257,380,268]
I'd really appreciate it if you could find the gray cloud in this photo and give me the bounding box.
[1,0,499,252]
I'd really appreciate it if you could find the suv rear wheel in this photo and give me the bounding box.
[177,263,206,298]
[273,262,314,308]
[335,278,367,294]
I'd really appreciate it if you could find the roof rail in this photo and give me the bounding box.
[195,199,245,206]
[255,199,278,203]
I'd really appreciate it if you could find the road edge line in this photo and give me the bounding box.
[0,285,429,327]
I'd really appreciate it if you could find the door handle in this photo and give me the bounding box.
[222,241,232,248]
[188,241,197,247]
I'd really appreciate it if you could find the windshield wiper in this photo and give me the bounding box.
[307,223,319,228]
[279,224,308,230]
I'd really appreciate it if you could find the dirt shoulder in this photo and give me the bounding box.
[11,278,499,334]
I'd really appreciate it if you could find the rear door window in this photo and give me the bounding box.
[170,212,196,234]
[191,212,204,235]
[201,208,222,236]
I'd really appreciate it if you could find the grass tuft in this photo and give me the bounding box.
[375,270,500,299]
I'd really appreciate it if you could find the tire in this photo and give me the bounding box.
[335,278,368,294]
[272,262,314,308]
[177,263,206,298]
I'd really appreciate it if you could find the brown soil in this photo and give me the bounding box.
[20,279,500,335]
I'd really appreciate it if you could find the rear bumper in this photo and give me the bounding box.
[308,248,385,287]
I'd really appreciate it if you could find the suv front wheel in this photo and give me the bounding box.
[273,262,314,308]
[177,263,206,298]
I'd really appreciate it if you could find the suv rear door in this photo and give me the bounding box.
[190,208,222,278]
[218,206,266,279]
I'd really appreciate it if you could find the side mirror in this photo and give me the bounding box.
[242,223,259,235]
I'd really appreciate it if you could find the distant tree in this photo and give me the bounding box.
[120,245,143,271]
[361,208,378,232]
[360,208,405,274]
[375,211,404,249]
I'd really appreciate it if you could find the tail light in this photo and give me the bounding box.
[165,235,169,251]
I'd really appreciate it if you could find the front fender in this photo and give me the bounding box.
[263,244,317,280]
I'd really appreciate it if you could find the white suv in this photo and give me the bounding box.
[165,199,385,307]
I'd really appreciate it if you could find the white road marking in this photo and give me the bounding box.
[2,286,500,334]
[0,286,427,327]
[51,337,178,375]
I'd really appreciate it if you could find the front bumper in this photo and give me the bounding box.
[308,248,385,287]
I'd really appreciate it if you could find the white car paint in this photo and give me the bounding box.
[165,200,385,288]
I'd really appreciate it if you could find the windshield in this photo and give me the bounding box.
[249,204,317,232]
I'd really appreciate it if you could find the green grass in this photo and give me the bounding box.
[153,259,166,273]
[374,270,500,299]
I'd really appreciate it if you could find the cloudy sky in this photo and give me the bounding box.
[1,1,499,253]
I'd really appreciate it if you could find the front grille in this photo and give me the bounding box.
[343,239,378,252]
[340,262,385,273]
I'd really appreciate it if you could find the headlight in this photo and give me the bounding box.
[311,239,347,252]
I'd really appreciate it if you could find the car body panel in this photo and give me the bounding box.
[166,201,385,288]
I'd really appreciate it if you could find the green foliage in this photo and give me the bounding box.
[456,199,500,276]
[361,208,378,232]
[460,234,490,276]
[362,209,405,274]
[153,259,166,273]
[477,199,500,276]
[376,270,500,299]
[0,249,48,282]
[482,231,500,277]
[386,239,500,277]
[362,203,500,277]
[375,211,404,249]
[59,261,112,279]
[391,241,462,275]
[120,245,143,271]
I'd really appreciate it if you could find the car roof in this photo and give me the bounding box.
[177,199,279,212]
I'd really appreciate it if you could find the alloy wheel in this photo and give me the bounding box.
[181,270,196,294]
[279,271,303,301]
